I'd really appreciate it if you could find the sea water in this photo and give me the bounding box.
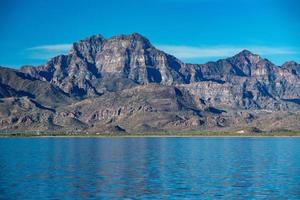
[0,137,299,199]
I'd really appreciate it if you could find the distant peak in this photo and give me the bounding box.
[282,61,299,66]
[110,33,150,42]
[73,34,105,46]
[106,33,152,49]
[71,34,105,49]
[236,49,256,57]
[233,49,261,59]
[129,32,148,39]
[228,49,264,65]
[69,34,106,58]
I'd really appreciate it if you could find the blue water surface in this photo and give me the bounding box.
[0,137,300,199]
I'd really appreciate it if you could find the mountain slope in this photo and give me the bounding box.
[0,67,72,107]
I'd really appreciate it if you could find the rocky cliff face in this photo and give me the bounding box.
[181,50,300,110]
[2,33,300,133]
[21,33,190,96]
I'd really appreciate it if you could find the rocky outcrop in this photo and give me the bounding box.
[1,33,300,133]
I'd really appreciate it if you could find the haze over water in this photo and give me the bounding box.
[0,137,300,199]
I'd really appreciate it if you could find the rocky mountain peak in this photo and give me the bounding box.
[69,34,105,62]
[94,33,187,84]
[237,49,255,56]
[232,49,262,64]
[104,33,152,50]
[78,34,105,43]
[282,61,300,75]
[282,61,299,67]
[110,33,150,42]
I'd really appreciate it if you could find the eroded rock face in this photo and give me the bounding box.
[181,50,300,110]
[1,33,300,133]
[21,33,189,96]
[95,34,190,85]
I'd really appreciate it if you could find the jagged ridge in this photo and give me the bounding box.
[1,33,300,133]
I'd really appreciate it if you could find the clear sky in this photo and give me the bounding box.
[0,0,299,68]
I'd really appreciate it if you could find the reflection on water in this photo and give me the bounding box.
[0,137,300,199]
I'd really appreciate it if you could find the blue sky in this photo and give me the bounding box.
[0,0,299,68]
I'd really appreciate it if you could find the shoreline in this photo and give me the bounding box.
[1,131,300,138]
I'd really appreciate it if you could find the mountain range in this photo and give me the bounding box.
[1,33,300,133]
